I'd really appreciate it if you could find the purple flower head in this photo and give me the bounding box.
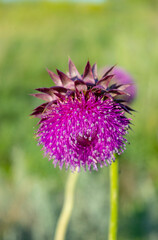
[99,66,137,104]
[31,59,133,171]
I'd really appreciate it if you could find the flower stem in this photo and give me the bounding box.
[54,169,79,240]
[108,158,118,240]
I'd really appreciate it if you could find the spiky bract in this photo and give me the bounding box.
[99,66,137,103]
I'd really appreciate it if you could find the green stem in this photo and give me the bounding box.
[108,158,118,240]
[54,169,79,240]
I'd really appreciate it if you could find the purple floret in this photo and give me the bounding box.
[37,93,130,171]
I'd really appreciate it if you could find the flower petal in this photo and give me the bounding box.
[30,93,54,102]
[49,86,67,93]
[101,65,116,79]
[97,74,114,88]
[56,69,74,88]
[92,63,98,80]
[75,80,88,92]
[83,61,95,84]
[36,86,67,96]
[31,102,48,117]
[116,84,131,91]
[35,87,56,96]
[68,58,82,79]
[47,69,62,86]
[108,89,129,97]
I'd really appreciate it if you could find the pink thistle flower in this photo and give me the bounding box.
[31,59,133,171]
[99,66,137,104]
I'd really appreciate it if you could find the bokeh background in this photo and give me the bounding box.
[0,0,158,239]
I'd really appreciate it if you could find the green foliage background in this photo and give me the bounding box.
[0,0,158,239]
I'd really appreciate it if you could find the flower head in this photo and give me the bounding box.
[99,66,137,104]
[31,59,133,171]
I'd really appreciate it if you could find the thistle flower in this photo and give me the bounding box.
[31,59,133,171]
[99,66,137,104]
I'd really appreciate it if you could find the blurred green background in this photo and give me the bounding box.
[0,0,158,239]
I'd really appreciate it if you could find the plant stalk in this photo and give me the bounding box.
[54,169,79,240]
[108,158,118,240]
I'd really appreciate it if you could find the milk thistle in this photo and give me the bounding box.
[31,59,133,171]
[100,66,137,104]
[31,59,135,240]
